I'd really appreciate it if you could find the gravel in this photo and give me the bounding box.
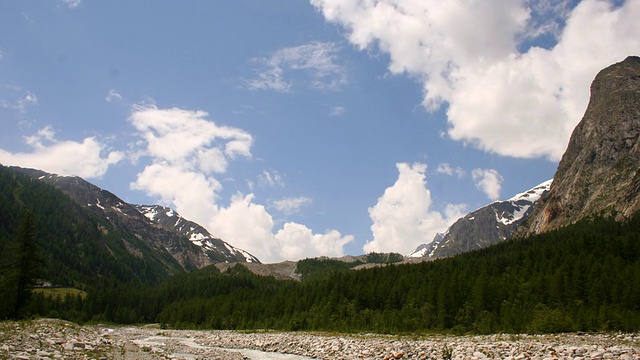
[1,319,639,359]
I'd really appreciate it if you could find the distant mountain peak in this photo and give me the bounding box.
[408,179,551,259]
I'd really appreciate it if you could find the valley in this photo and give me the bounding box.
[1,56,640,344]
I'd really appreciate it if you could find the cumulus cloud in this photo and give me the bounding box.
[364,163,466,254]
[0,126,124,178]
[472,168,504,201]
[129,104,252,223]
[311,0,640,160]
[129,103,352,263]
[271,196,313,215]
[209,193,352,263]
[129,104,252,169]
[131,163,221,219]
[244,41,348,92]
[275,223,353,260]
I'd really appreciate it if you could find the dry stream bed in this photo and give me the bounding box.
[1,319,639,359]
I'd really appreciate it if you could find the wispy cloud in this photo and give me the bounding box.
[258,169,285,188]
[0,86,38,114]
[105,89,123,103]
[244,41,348,92]
[330,105,346,117]
[271,196,313,215]
[62,0,82,9]
[436,163,466,178]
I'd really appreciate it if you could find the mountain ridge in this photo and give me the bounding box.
[9,166,259,269]
[408,179,551,259]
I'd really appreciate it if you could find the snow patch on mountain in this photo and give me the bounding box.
[497,180,552,226]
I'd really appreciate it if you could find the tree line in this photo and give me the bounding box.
[21,213,640,334]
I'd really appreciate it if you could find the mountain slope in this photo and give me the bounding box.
[135,204,259,263]
[519,56,640,236]
[10,167,259,270]
[409,180,551,259]
[0,165,185,286]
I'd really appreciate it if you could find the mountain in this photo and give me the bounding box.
[135,204,259,263]
[8,167,258,273]
[409,180,551,259]
[519,56,640,236]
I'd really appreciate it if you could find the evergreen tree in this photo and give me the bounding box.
[3,211,42,319]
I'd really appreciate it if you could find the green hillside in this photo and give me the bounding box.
[0,166,184,319]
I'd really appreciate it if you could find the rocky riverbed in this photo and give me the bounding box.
[1,319,639,359]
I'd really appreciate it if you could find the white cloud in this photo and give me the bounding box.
[62,0,81,8]
[105,89,123,103]
[245,41,348,92]
[436,163,465,178]
[210,193,352,263]
[275,223,353,260]
[330,105,346,117]
[0,86,38,114]
[271,196,313,215]
[364,163,466,254]
[131,163,221,218]
[311,0,640,160]
[129,103,352,263]
[0,126,123,178]
[208,193,279,261]
[258,169,285,188]
[472,168,504,201]
[128,105,251,223]
[525,0,573,39]
[129,104,252,171]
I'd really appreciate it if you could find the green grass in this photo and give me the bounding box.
[33,287,87,299]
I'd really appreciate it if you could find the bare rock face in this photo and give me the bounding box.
[520,56,640,236]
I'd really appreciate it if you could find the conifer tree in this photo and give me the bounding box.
[7,211,41,318]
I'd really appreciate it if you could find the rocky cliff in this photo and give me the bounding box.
[520,56,640,236]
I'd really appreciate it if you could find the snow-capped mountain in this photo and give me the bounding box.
[11,167,260,270]
[409,180,552,259]
[135,205,259,264]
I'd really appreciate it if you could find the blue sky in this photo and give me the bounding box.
[1,0,639,262]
